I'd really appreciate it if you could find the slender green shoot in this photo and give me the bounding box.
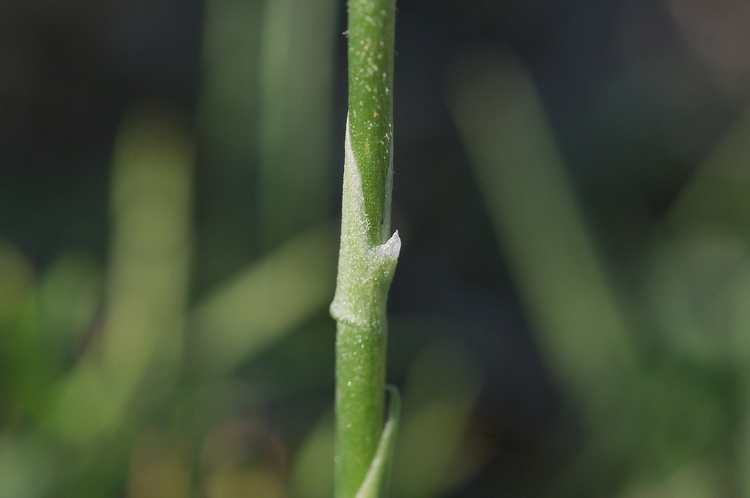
[330,0,399,496]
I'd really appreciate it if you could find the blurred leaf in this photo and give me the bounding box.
[0,436,56,498]
[618,456,724,498]
[0,242,34,323]
[289,411,335,498]
[200,0,262,155]
[190,224,336,376]
[0,243,41,416]
[391,342,481,497]
[666,105,750,233]
[643,229,746,364]
[447,50,638,419]
[258,0,337,249]
[37,254,100,353]
[650,103,750,494]
[652,103,750,365]
[48,106,194,444]
[197,0,262,277]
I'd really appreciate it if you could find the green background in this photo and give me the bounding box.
[2,0,750,495]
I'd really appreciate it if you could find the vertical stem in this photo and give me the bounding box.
[331,0,398,496]
[345,0,396,245]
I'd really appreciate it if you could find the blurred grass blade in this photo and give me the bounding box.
[198,0,262,275]
[660,104,750,364]
[290,411,335,498]
[0,435,56,498]
[258,0,337,249]
[665,105,750,233]
[447,50,638,415]
[101,106,193,398]
[190,224,336,375]
[14,254,101,421]
[734,262,750,497]
[37,254,100,362]
[618,457,722,498]
[655,104,750,495]
[49,106,194,443]
[0,244,40,414]
[0,242,34,325]
[391,342,481,498]
[200,0,261,155]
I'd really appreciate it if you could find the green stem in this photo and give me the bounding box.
[331,0,398,496]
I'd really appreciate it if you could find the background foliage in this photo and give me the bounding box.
[2,0,750,496]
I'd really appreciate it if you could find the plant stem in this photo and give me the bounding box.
[330,0,398,496]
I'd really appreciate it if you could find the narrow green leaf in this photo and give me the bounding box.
[356,385,401,498]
